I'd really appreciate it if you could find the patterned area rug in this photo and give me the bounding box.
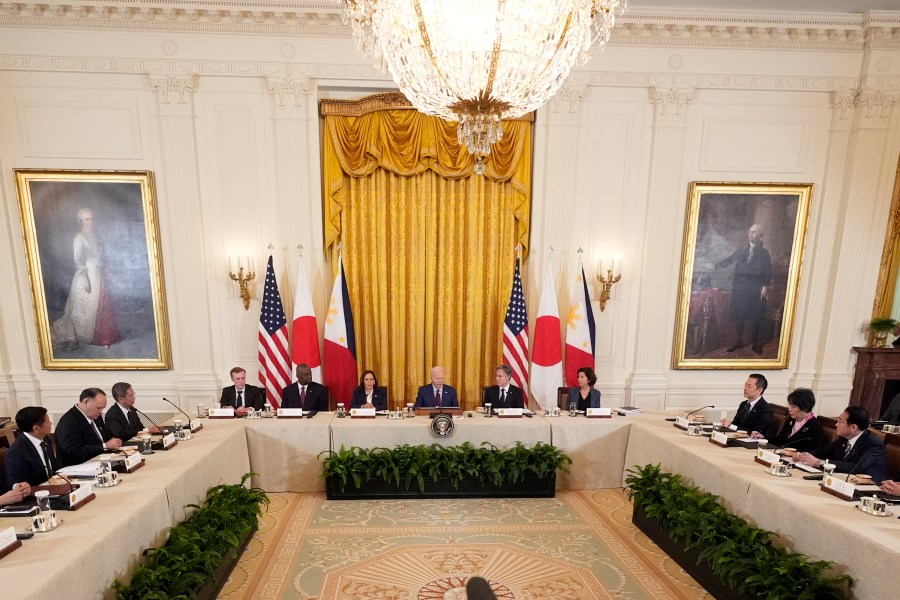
[219,489,708,599]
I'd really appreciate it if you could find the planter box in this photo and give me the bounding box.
[632,505,761,600]
[325,473,556,500]
[193,525,257,600]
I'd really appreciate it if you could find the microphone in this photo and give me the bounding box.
[133,406,166,433]
[685,405,714,421]
[162,397,194,432]
[466,577,497,600]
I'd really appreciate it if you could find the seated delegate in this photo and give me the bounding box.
[794,406,889,483]
[720,373,773,436]
[5,406,61,488]
[414,366,459,408]
[567,366,602,411]
[483,364,525,410]
[767,387,825,451]
[54,387,123,466]
[350,370,388,411]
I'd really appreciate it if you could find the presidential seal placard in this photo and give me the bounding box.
[430,413,455,438]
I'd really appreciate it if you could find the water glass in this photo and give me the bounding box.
[484,403,493,418]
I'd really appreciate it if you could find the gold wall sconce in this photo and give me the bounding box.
[596,258,622,312]
[228,254,255,310]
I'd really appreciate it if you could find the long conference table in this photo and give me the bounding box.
[2,411,897,599]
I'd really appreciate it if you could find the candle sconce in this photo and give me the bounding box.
[595,259,622,312]
[228,255,256,310]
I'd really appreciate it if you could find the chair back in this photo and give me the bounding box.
[769,404,788,438]
[884,433,900,481]
[482,386,490,406]
[0,446,7,491]
[817,415,838,446]
[557,387,570,410]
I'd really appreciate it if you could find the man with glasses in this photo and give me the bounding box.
[104,382,163,440]
[795,406,888,483]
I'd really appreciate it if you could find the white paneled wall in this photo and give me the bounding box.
[0,5,898,419]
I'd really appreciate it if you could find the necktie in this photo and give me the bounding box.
[236,390,243,408]
[300,386,307,409]
[435,389,441,407]
[40,441,53,479]
[129,409,141,430]
[91,419,104,443]
[500,389,506,407]
[844,442,852,460]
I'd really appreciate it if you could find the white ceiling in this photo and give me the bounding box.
[630,0,900,13]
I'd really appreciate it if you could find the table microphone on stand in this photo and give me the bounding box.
[162,397,195,434]
[133,407,166,453]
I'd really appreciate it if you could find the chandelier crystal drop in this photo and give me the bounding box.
[336,1,627,157]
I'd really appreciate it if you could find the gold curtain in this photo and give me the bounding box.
[322,97,532,409]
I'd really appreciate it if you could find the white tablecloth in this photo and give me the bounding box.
[329,412,552,452]
[549,415,633,489]
[243,415,332,492]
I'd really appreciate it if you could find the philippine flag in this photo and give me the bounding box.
[530,257,563,411]
[323,256,358,407]
[564,260,596,385]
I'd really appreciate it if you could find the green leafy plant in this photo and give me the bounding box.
[867,317,898,334]
[625,464,851,600]
[320,442,571,493]
[113,473,269,600]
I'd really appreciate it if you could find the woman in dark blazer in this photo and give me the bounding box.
[567,367,602,411]
[350,370,388,411]
[769,387,825,452]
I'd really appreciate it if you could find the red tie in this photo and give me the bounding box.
[300,386,307,409]
[435,389,441,407]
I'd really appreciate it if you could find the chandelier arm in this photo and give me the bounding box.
[482,1,506,103]
[412,0,465,111]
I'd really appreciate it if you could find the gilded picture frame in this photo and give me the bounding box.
[15,169,171,370]
[672,182,812,369]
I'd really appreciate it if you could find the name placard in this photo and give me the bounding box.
[0,526,17,552]
[162,433,177,449]
[125,452,142,470]
[710,431,730,447]
[208,407,235,418]
[277,408,305,418]
[189,419,203,432]
[674,417,690,430]
[497,408,524,418]
[70,482,93,506]
[350,407,376,418]
[822,475,856,501]
[754,449,780,467]
[586,407,612,418]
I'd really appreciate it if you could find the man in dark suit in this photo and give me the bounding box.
[281,363,329,414]
[715,223,773,354]
[720,373,773,435]
[414,366,459,408]
[55,387,122,466]
[483,364,524,410]
[796,406,889,483]
[220,367,265,415]
[104,382,163,440]
[4,406,60,488]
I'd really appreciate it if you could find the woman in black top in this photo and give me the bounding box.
[769,387,825,452]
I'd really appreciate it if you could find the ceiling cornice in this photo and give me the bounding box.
[1,2,898,51]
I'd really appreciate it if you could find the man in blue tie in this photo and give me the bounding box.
[414,366,459,409]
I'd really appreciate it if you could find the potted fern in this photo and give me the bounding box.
[867,317,899,347]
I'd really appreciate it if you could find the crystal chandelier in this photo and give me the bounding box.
[336,1,627,160]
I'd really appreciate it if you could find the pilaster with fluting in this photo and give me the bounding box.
[629,87,694,409]
[150,73,217,405]
[818,88,897,408]
[791,92,854,395]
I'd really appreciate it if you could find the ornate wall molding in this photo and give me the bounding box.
[649,86,694,128]
[0,3,898,51]
[267,76,311,118]
[150,72,197,115]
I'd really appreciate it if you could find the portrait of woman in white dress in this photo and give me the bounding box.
[51,207,120,350]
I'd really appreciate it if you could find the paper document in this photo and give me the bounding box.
[58,462,104,478]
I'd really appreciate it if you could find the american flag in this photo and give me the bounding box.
[258,255,290,408]
[503,257,530,401]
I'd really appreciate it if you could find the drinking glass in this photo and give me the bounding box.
[484,403,492,418]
